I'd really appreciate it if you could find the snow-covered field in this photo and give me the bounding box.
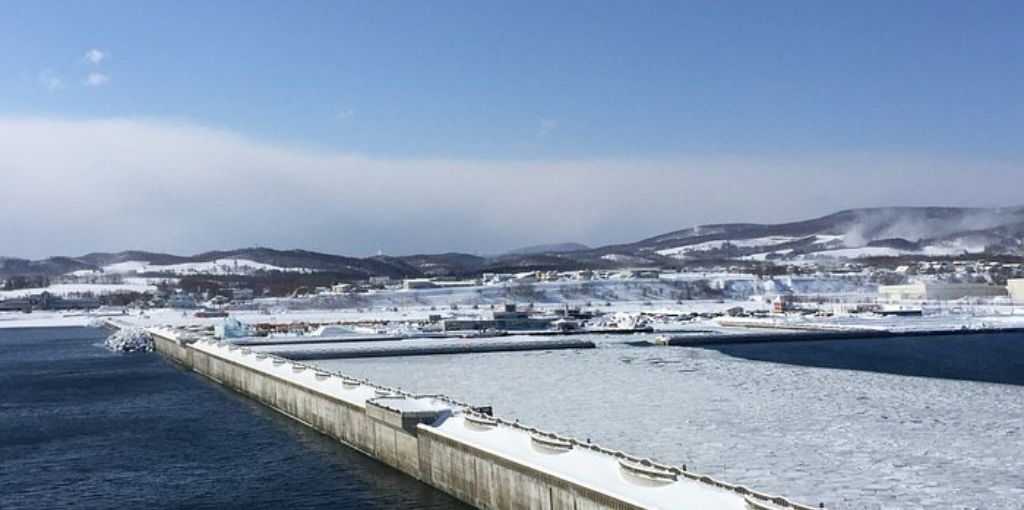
[656,235,843,259]
[807,246,977,259]
[70,258,312,276]
[651,232,996,261]
[310,336,1024,510]
[657,236,803,257]
[0,280,158,299]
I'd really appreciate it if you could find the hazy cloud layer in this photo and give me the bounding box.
[0,117,1018,259]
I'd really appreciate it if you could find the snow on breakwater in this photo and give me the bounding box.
[104,327,154,353]
[142,326,819,510]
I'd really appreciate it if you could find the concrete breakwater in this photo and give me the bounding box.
[141,325,819,510]
[252,337,597,361]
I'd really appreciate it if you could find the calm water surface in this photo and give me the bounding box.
[0,327,470,510]
[707,331,1024,385]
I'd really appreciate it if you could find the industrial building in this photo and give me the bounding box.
[403,278,438,290]
[878,281,1007,302]
[441,304,555,332]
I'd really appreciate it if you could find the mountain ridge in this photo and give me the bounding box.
[3,206,1022,280]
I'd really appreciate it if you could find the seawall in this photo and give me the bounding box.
[143,326,818,510]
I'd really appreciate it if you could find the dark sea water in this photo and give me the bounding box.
[0,327,470,510]
[707,331,1024,385]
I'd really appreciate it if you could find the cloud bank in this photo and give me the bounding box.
[0,117,1018,259]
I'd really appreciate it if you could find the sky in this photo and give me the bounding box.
[0,1,1022,258]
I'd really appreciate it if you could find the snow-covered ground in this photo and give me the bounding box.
[656,235,843,259]
[807,246,973,259]
[0,280,158,299]
[651,232,997,262]
[657,236,801,257]
[70,258,312,276]
[310,336,1024,510]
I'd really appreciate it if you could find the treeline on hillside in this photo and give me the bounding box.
[2,275,52,290]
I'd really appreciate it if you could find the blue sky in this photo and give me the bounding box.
[4,1,1022,159]
[1,2,1022,257]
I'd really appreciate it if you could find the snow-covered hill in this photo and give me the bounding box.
[72,258,312,276]
[2,207,1022,282]
[623,207,1024,262]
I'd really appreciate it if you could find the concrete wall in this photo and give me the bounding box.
[418,428,645,510]
[151,333,192,365]
[150,332,641,510]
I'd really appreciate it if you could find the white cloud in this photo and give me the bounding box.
[336,108,355,121]
[537,117,559,138]
[83,49,105,64]
[38,70,63,91]
[0,117,1018,258]
[85,73,110,86]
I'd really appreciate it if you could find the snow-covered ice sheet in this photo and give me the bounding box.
[309,338,1024,510]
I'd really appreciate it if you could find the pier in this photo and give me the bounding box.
[131,323,819,510]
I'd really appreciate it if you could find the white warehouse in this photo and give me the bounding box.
[1008,279,1024,301]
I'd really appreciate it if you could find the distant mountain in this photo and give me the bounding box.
[1,248,423,281]
[503,242,590,256]
[2,207,1022,281]
[592,206,1024,264]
